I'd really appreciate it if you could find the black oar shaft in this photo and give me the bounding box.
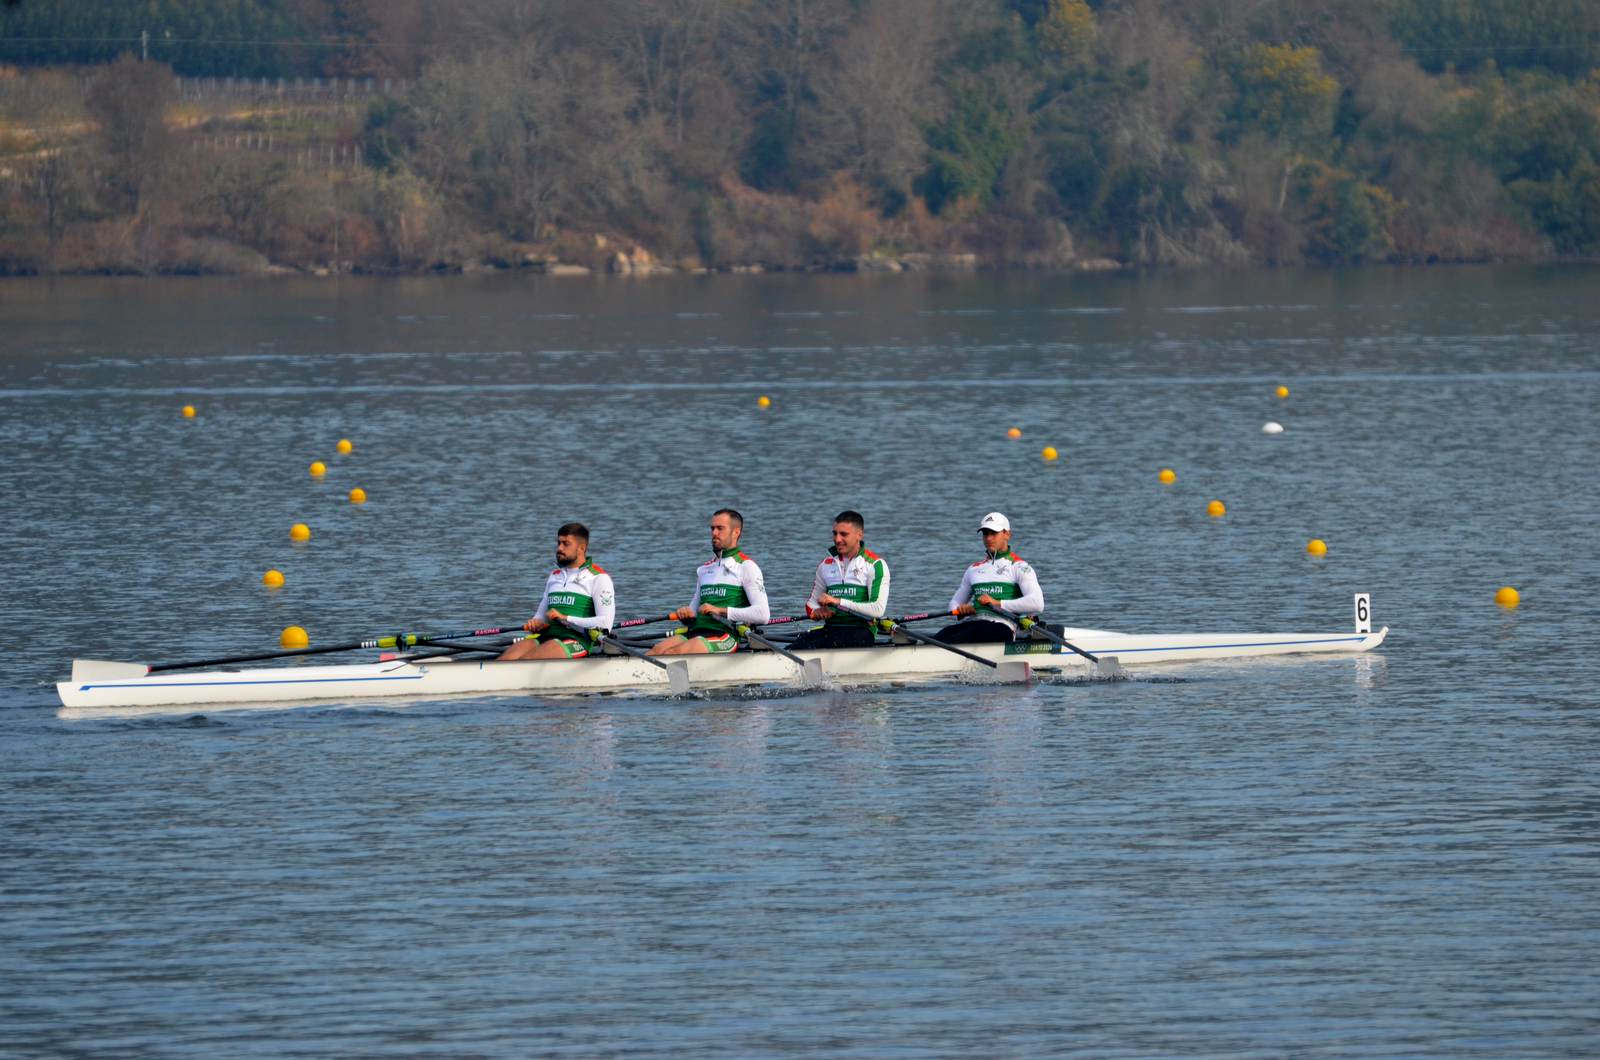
[597,634,672,670]
[144,622,534,674]
[148,641,377,673]
[830,600,997,668]
[1019,618,1101,663]
[891,623,998,668]
[743,628,810,667]
[596,634,694,695]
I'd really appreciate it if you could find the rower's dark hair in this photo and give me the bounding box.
[713,507,743,529]
[834,510,865,530]
[557,521,589,542]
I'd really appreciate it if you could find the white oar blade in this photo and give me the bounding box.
[800,658,827,687]
[665,660,692,696]
[1093,655,1126,680]
[996,661,1032,684]
[72,659,150,682]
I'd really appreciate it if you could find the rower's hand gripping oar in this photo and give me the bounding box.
[1018,617,1125,679]
[834,602,1030,683]
[593,631,693,695]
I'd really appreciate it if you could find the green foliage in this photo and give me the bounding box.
[1297,162,1396,263]
[361,97,417,173]
[1485,92,1600,250]
[1390,0,1600,77]
[0,0,320,77]
[1228,43,1339,146]
[1508,161,1600,252]
[4,0,1600,270]
[1491,93,1600,183]
[1036,0,1097,68]
[920,78,1019,213]
[740,108,795,193]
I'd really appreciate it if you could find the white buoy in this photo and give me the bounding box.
[1262,421,1284,434]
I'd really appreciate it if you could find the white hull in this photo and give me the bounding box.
[57,625,1388,714]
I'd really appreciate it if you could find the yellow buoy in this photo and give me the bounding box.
[1276,385,1289,399]
[1041,446,1058,461]
[1207,500,1226,517]
[336,438,353,455]
[1495,586,1520,608]
[757,395,772,408]
[290,522,311,542]
[309,460,327,477]
[348,487,367,504]
[262,569,285,588]
[1007,427,1022,440]
[1158,468,1176,484]
[181,405,196,418]
[1306,538,1327,556]
[280,625,309,649]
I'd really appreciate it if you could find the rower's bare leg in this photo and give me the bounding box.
[651,636,711,656]
[498,638,572,661]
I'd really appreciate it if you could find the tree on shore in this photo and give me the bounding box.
[3,0,1599,273]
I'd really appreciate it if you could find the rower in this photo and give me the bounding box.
[937,511,1043,644]
[498,522,616,660]
[648,508,771,655]
[790,509,889,651]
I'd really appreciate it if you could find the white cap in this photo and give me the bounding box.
[978,511,1010,533]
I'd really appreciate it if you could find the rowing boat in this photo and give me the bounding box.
[56,615,1390,713]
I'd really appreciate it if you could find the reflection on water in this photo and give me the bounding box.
[2,266,1598,1054]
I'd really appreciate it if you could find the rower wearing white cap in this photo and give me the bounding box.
[937,511,1044,645]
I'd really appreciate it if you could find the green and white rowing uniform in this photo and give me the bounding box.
[685,546,770,638]
[535,558,616,643]
[806,547,889,626]
[948,548,1043,635]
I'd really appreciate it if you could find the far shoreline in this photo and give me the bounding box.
[5,253,1597,283]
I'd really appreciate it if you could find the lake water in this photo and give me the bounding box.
[2,266,1597,1055]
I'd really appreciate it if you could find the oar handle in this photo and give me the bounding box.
[829,601,949,630]
[756,612,942,633]
[881,610,949,626]
[612,614,675,630]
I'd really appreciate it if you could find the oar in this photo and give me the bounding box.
[875,610,948,626]
[613,614,675,630]
[596,633,692,695]
[1018,617,1125,678]
[71,620,541,682]
[738,624,827,686]
[834,602,1029,682]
